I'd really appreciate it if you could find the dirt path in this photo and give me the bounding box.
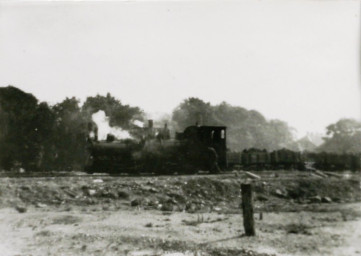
[0,203,360,256]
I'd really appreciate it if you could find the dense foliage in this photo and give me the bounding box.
[318,118,361,153]
[82,94,144,129]
[172,98,296,151]
[0,86,40,170]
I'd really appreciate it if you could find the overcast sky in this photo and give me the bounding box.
[0,0,360,138]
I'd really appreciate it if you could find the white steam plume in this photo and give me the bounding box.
[92,110,131,140]
[133,120,144,128]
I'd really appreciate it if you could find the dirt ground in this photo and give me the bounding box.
[0,171,360,256]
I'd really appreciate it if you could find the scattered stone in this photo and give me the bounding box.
[285,223,312,235]
[15,205,27,213]
[167,198,177,205]
[146,200,158,207]
[145,222,153,228]
[93,179,103,183]
[161,203,174,212]
[309,173,321,178]
[185,202,197,213]
[310,195,322,203]
[92,173,108,176]
[332,197,341,203]
[245,172,261,180]
[64,189,77,198]
[256,195,268,201]
[213,207,222,212]
[131,198,142,207]
[313,170,327,178]
[100,190,118,199]
[35,202,47,208]
[322,197,332,203]
[88,189,96,196]
[128,250,158,256]
[148,188,158,193]
[167,193,186,203]
[118,190,130,199]
[163,253,189,256]
[324,172,343,178]
[274,189,286,198]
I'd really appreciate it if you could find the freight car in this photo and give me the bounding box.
[85,123,227,175]
[307,152,361,171]
[241,148,270,170]
[228,149,360,171]
[270,148,305,170]
[228,148,304,170]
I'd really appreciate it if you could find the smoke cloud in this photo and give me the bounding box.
[132,120,144,128]
[91,110,132,140]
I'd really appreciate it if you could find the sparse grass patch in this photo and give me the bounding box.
[340,208,361,221]
[35,230,54,237]
[52,215,82,225]
[285,223,312,235]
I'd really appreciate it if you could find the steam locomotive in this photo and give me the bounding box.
[84,121,227,175]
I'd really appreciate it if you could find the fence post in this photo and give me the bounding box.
[241,183,256,236]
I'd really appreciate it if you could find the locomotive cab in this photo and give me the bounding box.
[179,125,227,169]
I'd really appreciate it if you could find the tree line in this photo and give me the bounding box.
[0,86,143,171]
[0,86,360,172]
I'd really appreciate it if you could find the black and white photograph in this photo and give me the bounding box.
[0,0,360,255]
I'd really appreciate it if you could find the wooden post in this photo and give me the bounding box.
[241,184,256,236]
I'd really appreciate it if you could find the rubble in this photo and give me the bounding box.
[0,172,359,213]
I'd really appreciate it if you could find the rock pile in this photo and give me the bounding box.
[0,173,359,213]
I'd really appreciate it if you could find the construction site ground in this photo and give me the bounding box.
[0,171,360,256]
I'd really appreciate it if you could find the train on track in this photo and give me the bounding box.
[85,122,361,174]
[85,121,227,175]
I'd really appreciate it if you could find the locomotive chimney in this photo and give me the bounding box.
[88,122,98,141]
[148,120,153,129]
[196,113,203,126]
